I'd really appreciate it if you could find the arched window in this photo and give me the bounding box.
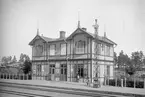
[75,40,85,54]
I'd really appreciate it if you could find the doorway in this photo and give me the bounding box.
[60,64,67,81]
[49,64,55,81]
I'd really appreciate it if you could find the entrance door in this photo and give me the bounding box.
[77,64,84,82]
[60,64,67,81]
[49,64,55,81]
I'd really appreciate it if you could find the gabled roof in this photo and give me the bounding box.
[29,35,53,46]
[29,27,117,46]
[96,35,117,45]
[66,28,94,40]
[29,34,67,46]
[67,27,117,45]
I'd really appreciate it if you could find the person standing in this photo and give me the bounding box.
[77,73,79,82]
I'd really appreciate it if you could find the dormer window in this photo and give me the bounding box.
[75,40,85,54]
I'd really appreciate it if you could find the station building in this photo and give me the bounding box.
[29,19,117,84]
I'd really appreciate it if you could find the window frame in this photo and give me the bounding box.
[106,45,110,56]
[35,44,43,56]
[49,64,55,74]
[49,44,56,56]
[60,43,67,55]
[77,64,84,78]
[75,40,85,54]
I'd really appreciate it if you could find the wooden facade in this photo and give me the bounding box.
[29,21,117,84]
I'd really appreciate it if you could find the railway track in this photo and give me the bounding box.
[0,89,52,97]
[0,82,134,97]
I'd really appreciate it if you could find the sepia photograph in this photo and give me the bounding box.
[0,0,145,97]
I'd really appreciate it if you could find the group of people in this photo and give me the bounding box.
[76,73,90,85]
[76,73,100,87]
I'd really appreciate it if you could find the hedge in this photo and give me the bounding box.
[106,79,144,88]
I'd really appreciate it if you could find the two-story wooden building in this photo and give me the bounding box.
[29,19,117,84]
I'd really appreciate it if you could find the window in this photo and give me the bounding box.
[36,64,41,75]
[96,43,101,55]
[106,45,110,56]
[50,45,55,56]
[75,40,85,54]
[49,64,55,74]
[60,43,66,55]
[107,65,110,77]
[60,64,67,75]
[101,44,104,51]
[35,45,43,56]
[110,46,113,56]
[101,44,105,55]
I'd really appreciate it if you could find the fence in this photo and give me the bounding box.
[0,73,32,80]
[32,74,50,80]
[103,76,145,89]
[1,73,145,89]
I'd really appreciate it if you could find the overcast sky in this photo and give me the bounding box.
[0,0,145,59]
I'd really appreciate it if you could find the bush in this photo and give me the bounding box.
[107,78,144,88]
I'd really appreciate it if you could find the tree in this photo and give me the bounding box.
[143,58,145,66]
[12,56,17,63]
[125,51,144,76]
[125,58,135,76]
[117,50,130,69]
[1,56,12,66]
[19,53,30,62]
[1,56,8,64]
[22,60,32,74]
[19,53,25,62]
[7,56,12,63]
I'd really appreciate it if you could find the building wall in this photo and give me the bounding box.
[91,39,114,84]
[31,32,115,83]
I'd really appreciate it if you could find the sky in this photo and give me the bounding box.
[0,0,145,60]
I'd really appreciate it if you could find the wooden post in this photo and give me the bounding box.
[12,74,13,79]
[121,79,123,87]
[27,74,28,80]
[6,73,7,79]
[144,78,145,89]
[125,78,126,87]
[134,77,136,88]
[22,74,24,80]
[19,74,20,80]
[24,74,25,80]
[115,78,117,86]
[3,73,4,79]
[107,77,109,85]
[104,77,106,85]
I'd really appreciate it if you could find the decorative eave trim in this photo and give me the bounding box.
[29,35,46,46]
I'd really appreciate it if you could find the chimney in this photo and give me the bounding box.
[60,31,66,38]
[82,27,87,31]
